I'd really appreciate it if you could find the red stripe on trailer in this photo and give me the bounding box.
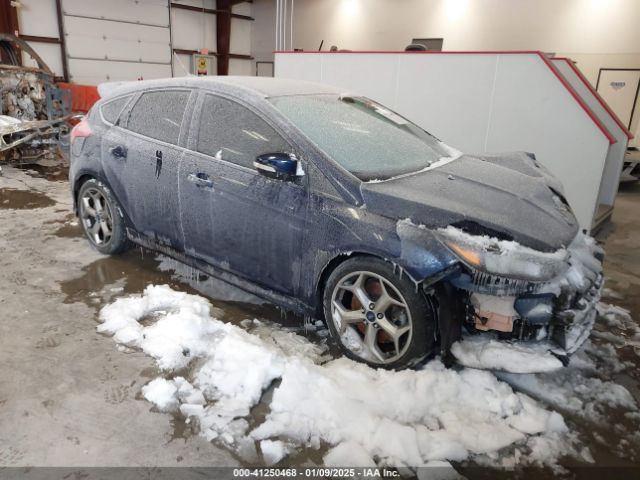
[552,57,634,140]
[273,50,544,54]
[536,53,616,145]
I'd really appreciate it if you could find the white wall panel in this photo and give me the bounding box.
[21,43,64,77]
[232,3,252,16]
[15,1,63,77]
[396,54,497,152]
[16,0,59,37]
[275,52,617,230]
[230,18,252,56]
[172,54,197,77]
[68,58,171,85]
[62,0,169,27]
[254,0,640,89]
[484,54,609,228]
[552,59,630,215]
[229,58,251,76]
[171,8,217,52]
[64,16,171,63]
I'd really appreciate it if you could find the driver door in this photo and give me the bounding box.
[179,92,308,296]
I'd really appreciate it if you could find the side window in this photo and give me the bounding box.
[126,90,190,144]
[100,95,132,124]
[197,94,290,169]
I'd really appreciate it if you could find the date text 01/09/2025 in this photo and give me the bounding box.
[232,468,400,478]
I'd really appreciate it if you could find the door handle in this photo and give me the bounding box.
[187,173,214,189]
[109,145,127,159]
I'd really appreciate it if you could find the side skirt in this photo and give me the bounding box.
[126,229,315,317]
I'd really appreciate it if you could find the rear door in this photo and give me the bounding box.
[179,92,308,296]
[101,88,195,251]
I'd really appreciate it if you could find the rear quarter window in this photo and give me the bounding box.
[100,95,132,124]
[126,90,191,145]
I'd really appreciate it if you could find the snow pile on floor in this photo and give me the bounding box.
[498,366,636,424]
[497,334,640,462]
[99,285,226,370]
[251,358,571,467]
[100,285,326,445]
[100,285,581,468]
[596,303,640,348]
[451,335,564,373]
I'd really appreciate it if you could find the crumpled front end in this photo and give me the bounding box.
[440,227,604,362]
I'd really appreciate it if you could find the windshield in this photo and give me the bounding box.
[270,94,456,181]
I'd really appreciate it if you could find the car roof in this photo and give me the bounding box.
[98,76,344,101]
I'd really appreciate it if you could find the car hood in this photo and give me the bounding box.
[360,152,579,252]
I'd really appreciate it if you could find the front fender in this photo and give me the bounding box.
[394,219,459,281]
[314,219,459,296]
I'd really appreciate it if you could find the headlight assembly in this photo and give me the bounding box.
[435,226,570,282]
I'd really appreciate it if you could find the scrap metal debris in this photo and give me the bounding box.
[0,33,70,173]
[1,69,47,120]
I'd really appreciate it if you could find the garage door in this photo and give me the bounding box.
[62,0,172,85]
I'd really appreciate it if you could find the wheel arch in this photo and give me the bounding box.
[73,172,133,228]
[315,252,372,317]
[316,250,466,366]
[314,251,422,318]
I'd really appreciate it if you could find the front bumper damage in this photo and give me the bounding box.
[447,231,604,368]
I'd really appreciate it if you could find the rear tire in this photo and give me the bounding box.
[78,178,129,255]
[323,256,436,369]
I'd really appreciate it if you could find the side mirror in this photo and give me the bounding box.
[254,153,301,180]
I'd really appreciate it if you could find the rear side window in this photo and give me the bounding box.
[197,94,289,169]
[100,95,132,124]
[126,90,190,144]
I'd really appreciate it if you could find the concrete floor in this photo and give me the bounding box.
[598,181,640,324]
[0,163,639,472]
[0,165,237,467]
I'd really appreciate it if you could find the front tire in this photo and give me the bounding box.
[78,179,129,255]
[323,257,436,369]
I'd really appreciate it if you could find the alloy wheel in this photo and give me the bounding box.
[80,187,114,246]
[330,270,413,364]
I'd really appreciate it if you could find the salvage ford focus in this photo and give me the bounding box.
[69,77,603,371]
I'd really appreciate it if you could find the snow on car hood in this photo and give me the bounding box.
[361,152,579,252]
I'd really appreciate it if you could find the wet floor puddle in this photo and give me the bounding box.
[59,246,332,466]
[52,222,82,238]
[14,162,69,182]
[0,188,56,209]
[59,247,299,327]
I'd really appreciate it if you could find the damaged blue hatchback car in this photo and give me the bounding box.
[69,77,603,370]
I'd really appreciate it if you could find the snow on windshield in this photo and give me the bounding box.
[271,95,457,181]
[98,284,606,469]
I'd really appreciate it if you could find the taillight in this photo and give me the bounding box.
[70,117,92,144]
